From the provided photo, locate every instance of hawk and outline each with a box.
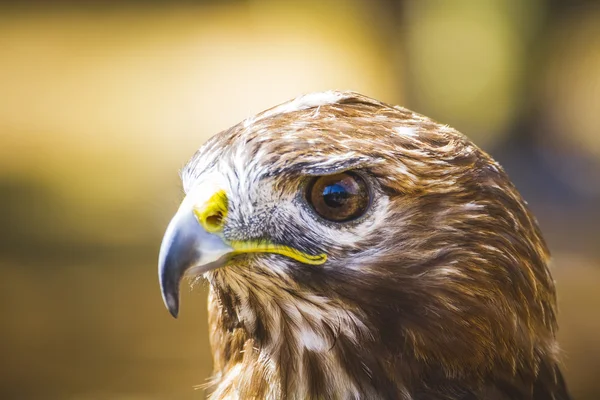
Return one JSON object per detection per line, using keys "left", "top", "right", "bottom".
{"left": 158, "top": 91, "right": 570, "bottom": 399}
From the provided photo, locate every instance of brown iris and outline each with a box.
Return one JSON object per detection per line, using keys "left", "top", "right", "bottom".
{"left": 306, "top": 172, "right": 370, "bottom": 222}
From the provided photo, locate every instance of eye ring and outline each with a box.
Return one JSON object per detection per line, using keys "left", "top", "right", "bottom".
{"left": 305, "top": 172, "right": 370, "bottom": 222}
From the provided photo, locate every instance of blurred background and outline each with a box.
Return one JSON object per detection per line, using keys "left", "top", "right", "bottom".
{"left": 1, "top": 0, "right": 599, "bottom": 398}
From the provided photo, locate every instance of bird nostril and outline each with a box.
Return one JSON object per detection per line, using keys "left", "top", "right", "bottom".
{"left": 205, "top": 212, "right": 223, "bottom": 230}
{"left": 193, "top": 190, "right": 228, "bottom": 233}
{"left": 193, "top": 208, "right": 225, "bottom": 233}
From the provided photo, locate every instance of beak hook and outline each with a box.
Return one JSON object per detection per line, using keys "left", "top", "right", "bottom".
{"left": 158, "top": 207, "right": 232, "bottom": 318}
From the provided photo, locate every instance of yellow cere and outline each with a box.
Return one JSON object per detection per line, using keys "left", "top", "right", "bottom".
{"left": 230, "top": 241, "right": 327, "bottom": 266}
{"left": 193, "top": 190, "right": 228, "bottom": 233}
{"left": 194, "top": 190, "right": 327, "bottom": 265}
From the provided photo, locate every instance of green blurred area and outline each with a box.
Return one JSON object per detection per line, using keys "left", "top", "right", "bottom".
{"left": 0, "top": 0, "right": 599, "bottom": 398}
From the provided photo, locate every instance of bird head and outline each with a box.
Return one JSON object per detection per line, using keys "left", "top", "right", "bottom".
{"left": 158, "top": 91, "right": 564, "bottom": 398}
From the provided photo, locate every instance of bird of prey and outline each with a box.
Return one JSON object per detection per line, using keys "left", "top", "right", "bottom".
{"left": 158, "top": 91, "right": 570, "bottom": 399}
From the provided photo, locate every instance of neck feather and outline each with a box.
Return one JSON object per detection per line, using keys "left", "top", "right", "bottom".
{"left": 203, "top": 267, "right": 564, "bottom": 400}
{"left": 204, "top": 272, "right": 404, "bottom": 399}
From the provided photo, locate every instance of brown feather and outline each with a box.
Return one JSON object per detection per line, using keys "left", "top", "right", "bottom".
{"left": 181, "top": 91, "right": 570, "bottom": 399}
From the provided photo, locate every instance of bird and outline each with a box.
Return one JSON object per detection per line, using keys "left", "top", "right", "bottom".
{"left": 158, "top": 91, "right": 571, "bottom": 399}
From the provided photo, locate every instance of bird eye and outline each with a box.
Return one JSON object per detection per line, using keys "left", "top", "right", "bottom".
{"left": 306, "top": 172, "right": 370, "bottom": 222}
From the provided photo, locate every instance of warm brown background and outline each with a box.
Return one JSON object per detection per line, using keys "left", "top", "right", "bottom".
{"left": 1, "top": 1, "right": 599, "bottom": 399}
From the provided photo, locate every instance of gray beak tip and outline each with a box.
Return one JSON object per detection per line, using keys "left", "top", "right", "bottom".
{"left": 158, "top": 204, "right": 233, "bottom": 319}
{"left": 164, "top": 292, "right": 180, "bottom": 318}
{"left": 159, "top": 264, "right": 181, "bottom": 318}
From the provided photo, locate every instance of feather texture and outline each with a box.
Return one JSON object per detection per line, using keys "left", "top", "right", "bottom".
{"left": 180, "top": 91, "right": 570, "bottom": 399}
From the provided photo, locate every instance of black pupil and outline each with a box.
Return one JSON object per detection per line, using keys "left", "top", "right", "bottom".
{"left": 322, "top": 183, "right": 351, "bottom": 208}
{"left": 307, "top": 173, "right": 368, "bottom": 222}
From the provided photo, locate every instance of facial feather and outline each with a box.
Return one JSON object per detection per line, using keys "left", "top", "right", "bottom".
{"left": 178, "top": 91, "right": 568, "bottom": 399}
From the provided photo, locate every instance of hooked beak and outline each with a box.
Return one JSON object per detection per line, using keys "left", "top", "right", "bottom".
{"left": 158, "top": 191, "right": 232, "bottom": 318}
{"left": 158, "top": 188, "right": 327, "bottom": 319}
